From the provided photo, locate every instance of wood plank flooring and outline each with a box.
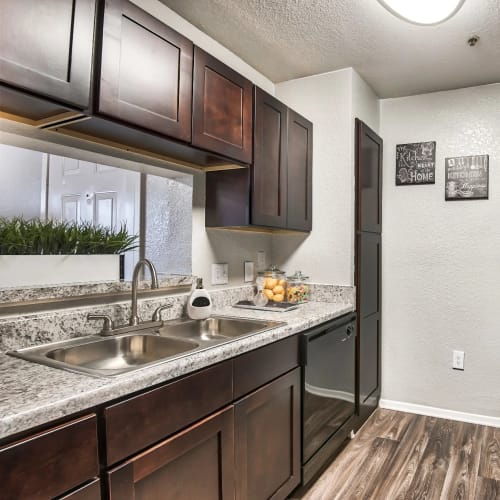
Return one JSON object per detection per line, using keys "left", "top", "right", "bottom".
{"left": 292, "top": 409, "right": 500, "bottom": 500}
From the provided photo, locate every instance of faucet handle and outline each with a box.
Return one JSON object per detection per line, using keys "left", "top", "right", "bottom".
{"left": 152, "top": 305, "right": 172, "bottom": 322}
{"left": 87, "top": 314, "right": 114, "bottom": 335}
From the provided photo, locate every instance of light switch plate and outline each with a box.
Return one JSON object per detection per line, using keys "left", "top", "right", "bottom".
{"left": 244, "top": 261, "right": 255, "bottom": 282}
{"left": 257, "top": 251, "right": 266, "bottom": 271}
{"left": 211, "top": 263, "right": 228, "bottom": 285}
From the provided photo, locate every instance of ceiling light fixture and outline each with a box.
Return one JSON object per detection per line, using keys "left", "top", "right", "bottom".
{"left": 377, "top": 0, "right": 466, "bottom": 25}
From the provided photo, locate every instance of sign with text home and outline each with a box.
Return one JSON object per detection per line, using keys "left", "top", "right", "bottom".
{"left": 445, "top": 155, "right": 489, "bottom": 200}
{"left": 395, "top": 141, "right": 436, "bottom": 185}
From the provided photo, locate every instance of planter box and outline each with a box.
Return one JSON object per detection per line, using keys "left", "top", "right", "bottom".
{"left": 0, "top": 255, "right": 120, "bottom": 288}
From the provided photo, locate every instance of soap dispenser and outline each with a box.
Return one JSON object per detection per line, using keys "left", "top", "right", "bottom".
{"left": 187, "top": 278, "right": 213, "bottom": 320}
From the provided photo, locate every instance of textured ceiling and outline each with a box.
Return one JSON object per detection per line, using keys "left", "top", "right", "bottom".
{"left": 160, "top": 0, "right": 500, "bottom": 98}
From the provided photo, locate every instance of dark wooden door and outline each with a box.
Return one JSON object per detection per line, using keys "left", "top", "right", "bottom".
{"left": 287, "top": 110, "right": 313, "bottom": 231}
{"left": 108, "top": 406, "right": 234, "bottom": 500}
{"left": 234, "top": 368, "right": 301, "bottom": 500}
{"left": 252, "top": 87, "right": 288, "bottom": 228}
{"left": 98, "top": 0, "right": 193, "bottom": 142}
{"left": 192, "top": 47, "right": 253, "bottom": 164}
{"left": 355, "top": 118, "right": 383, "bottom": 426}
{"left": 0, "top": 0, "right": 95, "bottom": 108}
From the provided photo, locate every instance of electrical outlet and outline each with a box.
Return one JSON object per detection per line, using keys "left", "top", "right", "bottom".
{"left": 452, "top": 350, "right": 465, "bottom": 370}
{"left": 211, "top": 263, "right": 228, "bottom": 285}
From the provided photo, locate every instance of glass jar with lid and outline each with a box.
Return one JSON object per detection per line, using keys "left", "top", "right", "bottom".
{"left": 286, "top": 271, "right": 310, "bottom": 303}
{"left": 258, "top": 265, "right": 287, "bottom": 303}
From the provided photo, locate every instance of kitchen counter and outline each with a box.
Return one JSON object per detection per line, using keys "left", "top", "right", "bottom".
{"left": 0, "top": 301, "right": 354, "bottom": 441}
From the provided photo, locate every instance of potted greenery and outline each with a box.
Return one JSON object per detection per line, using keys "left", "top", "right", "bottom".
{"left": 0, "top": 217, "right": 138, "bottom": 287}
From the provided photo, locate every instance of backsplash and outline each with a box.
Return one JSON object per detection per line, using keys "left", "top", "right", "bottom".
{"left": 0, "top": 284, "right": 354, "bottom": 352}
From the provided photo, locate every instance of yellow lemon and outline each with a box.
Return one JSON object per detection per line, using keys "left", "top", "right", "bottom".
{"left": 265, "top": 278, "right": 278, "bottom": 289}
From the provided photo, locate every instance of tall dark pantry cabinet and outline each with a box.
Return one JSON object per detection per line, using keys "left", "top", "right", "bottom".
{"left": 354, "top": 119, "right": 383, "bottom": 428}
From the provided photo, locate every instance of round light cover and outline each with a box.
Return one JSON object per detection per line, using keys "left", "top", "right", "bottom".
{"left": 377, "top": 0, "right": 466, "bottom": 25}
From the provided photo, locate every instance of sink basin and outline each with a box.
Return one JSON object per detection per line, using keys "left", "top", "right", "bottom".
{"left": 158, "top": 317, "right": 283, "bottom": 342}
{"left": 10, "top": 333, "right": 199, "bottom": 377}
{"left": 9, "top": 316, "right": 285, "bottom": 378}
{"left": 45, "top": 335, "right": 198, "bottom": 376}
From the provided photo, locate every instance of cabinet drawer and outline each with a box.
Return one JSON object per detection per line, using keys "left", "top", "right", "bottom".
{"left": 233, "top": 335, "right": 299, "bottom": 399}
{"left": 105, "top": 360, "right": 233, "bottom": 465}
{"left": 0, "top": 414, "right": 99, "bottom": 500}
{"left": 108, "top": 406, "right": 234, "bottom": 500}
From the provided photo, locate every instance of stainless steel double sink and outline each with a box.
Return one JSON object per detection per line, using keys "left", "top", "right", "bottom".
{"left": 8, "top": 316, "right": 284, "bottom": 377}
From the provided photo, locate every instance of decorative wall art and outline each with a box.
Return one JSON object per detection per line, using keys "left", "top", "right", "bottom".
{"left": 395, "top": 141, "right": 436, "bottom": 185}
{"left": 445, "top": 155, "right": 489, "bottom": 200}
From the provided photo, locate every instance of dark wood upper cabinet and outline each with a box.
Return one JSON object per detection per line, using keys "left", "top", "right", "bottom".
{"left": 192, "top": 47, "right": 253, "bottom": 164}
{"left": 356, "top": 119, "right": 383, "bottom": 233}
{"left": 252, "top": 87, "right": 288, "bottom": 228}
{"left": 206, "top": 89, "right": 313, "bottom": 232}
{"left": 108, "top": 406, "right": 234, "bottom": 500}
{"left": 287, "top": 110, "right": 313, "bottom": 231}
{"left": 0, "top": 0, "right": 96, "bottom": 110}
{"left": 98, "top": 0, "right": 193, "bottom": 142}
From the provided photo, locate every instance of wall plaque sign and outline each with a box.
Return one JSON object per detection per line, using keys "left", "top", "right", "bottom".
{"left": 396, "top": 141, "right": 436, "bottom": 185}
{"left": 445, "top": 155, "right": 489, "bottom": 200}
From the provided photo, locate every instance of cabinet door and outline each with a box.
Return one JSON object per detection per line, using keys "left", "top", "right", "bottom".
{"left": 252, "top": 87, "right": 288, "bottom": 228}
{"left": 108, "top": 406, "right": 234, "bottom": 500}
{"left": 0, "top": 0, "right": 95, "bottom": 108}
{"left": 235, "top": 368, "right": 301, "bottom": 500}
{"left": 193, "top": 47, "right": 253, "bottom": 164}
{"left": 355, "top": 118, "right": 383, "bottom": 427}
{"left": 287, "top": 110, "right": 313, "bottom": 231}
{"left": 99, "top": 0, "right": 193, "bottom": 142}
{"left": 0, "top": 414, "right": 99, "bottom": 500}
{"left": 357, "top": 231, "right": 382, "bottom": 421}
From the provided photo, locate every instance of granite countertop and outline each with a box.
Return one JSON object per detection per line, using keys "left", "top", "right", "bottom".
{"left": 0, "top": 301, "right": 354, "bottom": 440}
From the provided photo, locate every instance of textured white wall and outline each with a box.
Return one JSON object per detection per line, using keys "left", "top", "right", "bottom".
{"left": 272, "top": 69, "right": 379, "bottom": 284}
{"left": 191, "top": 173, "right": 272, "bottom": 287}
{"left": 352, "top": 70, "right": 380, "bottom": 135}
{"left": 380, "top": 83, "right": 500, "bottom": 417}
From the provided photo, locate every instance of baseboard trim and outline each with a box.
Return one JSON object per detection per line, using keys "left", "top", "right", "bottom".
{"left": 379, "top": 399, "right": 500, "bottom": 428}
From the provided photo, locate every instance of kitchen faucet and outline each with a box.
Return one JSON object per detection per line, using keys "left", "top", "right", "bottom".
{"left": 87, "top": 258, "right": 172, "bottom": 335}
{"left": 130, "top": 258, "right": 159, "bottom": 326}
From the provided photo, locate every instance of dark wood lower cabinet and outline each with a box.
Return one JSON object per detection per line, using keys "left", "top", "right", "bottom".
{"left": 235, "top": 368, "right": 301, "bottom": 500}
{"left": 108, "top": 406, "right": 235, "bottom": 500}
{"left": 59, "top": 479, "right": 101, "bottom": 500}
{"left": 0, "top": 414, "right": 99, "bottom": 500}
{"left": 2, "top": 337, "right": 305, "bottom": 499}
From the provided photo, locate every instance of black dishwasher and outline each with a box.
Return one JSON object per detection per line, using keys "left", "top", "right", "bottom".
{"left": 301, "top": 312, "right": 357, "bottom": 485}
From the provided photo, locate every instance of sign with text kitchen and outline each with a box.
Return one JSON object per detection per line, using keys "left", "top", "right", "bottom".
{"left": 395, "top": 141, "right": 436, "bottom": 185}
{"left": 445, "top": 154, "right": 489, "bottom": 200}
